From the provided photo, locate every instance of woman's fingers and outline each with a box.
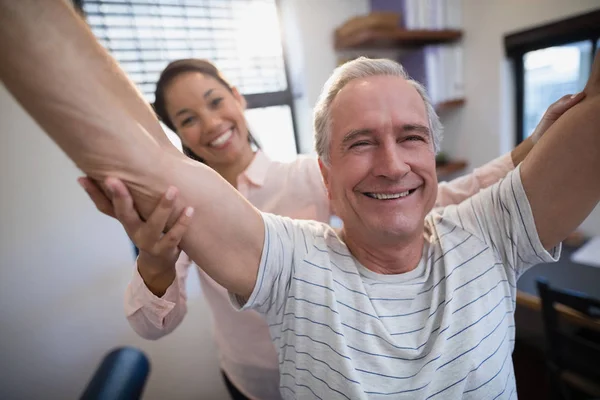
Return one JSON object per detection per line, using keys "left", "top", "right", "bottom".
{"left": 83, "top": 177, "right": 190, "bottom": 258}
{"left": 530, "top": 92, "right": 586, "bottom": 143}
{"left": 545, "top": 92, "right": 586, "bottom": 120}
{"left": 155, "top": 206, "right": 194, "bottom": 254}
{"left": 104, "top": 177, "right": 143, "bottom": 236}
{"left": 139, "top": 186, "right": 180, "bottom": 246}
{"left": 78, "top": 177, "right": 116, "bottom": 218}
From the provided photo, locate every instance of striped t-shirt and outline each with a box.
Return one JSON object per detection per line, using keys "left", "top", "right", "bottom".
{"left": 232, "top": 166, "right": 559, "bottom": 399}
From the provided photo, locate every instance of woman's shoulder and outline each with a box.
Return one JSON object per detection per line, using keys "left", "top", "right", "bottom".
{"left": 265, "top": 154, "right": 320, "bottom": 181}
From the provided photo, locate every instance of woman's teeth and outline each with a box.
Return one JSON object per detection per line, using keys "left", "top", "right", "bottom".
{"left": 210, "top": 129, "right": 233, "bottom": 147}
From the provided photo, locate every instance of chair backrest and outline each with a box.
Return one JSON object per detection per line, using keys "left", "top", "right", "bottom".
{"left": 536, "top": 278, "right": 600, "bottom": 383}
{"left": 80, "top": 347, "right": 151, "bottom": 400}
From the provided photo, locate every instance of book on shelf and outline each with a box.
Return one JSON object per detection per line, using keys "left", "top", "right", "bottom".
{"left": 370, "top": 0, "right": 463, "bottom": 30}
{"left": 398, "top": 44, "right": 464, "bottom": 105}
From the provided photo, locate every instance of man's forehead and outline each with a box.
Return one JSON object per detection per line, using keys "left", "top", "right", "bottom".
{"left": 330, "top": 75, "right": 428, "bottom": 133}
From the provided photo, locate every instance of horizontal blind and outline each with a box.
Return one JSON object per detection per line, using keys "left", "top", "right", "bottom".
{"left": 81, "top": 0, "right": 288, "bottom": 102}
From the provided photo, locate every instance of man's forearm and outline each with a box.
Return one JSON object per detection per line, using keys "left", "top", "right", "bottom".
{"left": 0, "top": 0, "right": 262, "bottom": 297}
{"left": 0, "top": 0, "right": 173, "bottom": 182}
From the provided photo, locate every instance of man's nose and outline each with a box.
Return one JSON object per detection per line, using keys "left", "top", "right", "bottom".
{"left": 372, "top": 141, "right": 411, "bottom": 180}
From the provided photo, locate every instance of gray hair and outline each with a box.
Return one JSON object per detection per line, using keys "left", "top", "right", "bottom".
{"left": 313, "top": 57, "right": 443, "bottom": 164}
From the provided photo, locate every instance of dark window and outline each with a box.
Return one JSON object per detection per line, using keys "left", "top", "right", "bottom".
{"left": 504, "top": 9, "right": 600, "bottom": 144}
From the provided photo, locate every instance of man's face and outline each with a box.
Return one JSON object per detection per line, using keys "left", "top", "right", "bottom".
{"left": 320, "top": 75, "right": 438, "bottom": 244}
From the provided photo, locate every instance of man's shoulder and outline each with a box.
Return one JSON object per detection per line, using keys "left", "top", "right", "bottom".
{"left": 261, "top": 212, "right": 332, "bottom": 242}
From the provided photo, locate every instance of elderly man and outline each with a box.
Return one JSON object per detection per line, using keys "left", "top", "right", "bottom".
{"left": 1, "top": 1, "right": 599, "bottom": 399}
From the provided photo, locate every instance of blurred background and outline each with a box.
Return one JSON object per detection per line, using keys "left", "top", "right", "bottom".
{"left": 1, "top": 0, "right": 599, "bottom": 399}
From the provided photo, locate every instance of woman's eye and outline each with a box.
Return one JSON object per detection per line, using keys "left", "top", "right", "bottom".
{"left": 211, "top": 98, "right": 223, "bottom": 107}
{"left": 181, "top": 117, "right": 195, "bottom": 127}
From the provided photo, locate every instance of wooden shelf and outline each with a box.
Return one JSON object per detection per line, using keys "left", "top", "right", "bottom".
{"left": 335, "top": 28, "right": 462, "bottom": 50}
{"left": 435, "top": 98, "right": 465, "bottom": 112}
{"left": 436, "top": 160, "right": 467, "bottom": 179}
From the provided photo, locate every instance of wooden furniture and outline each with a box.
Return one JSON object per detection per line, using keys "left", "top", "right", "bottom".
{"left": 517, "top": 244, "right": 600, "bottom": 331}
{"left": 436, "top": 159, "right": 467, "bottom": 179}
{"left": 536, "top": 279, "right": 600, "bottom": 399}
{"left": 335, "top": 28, "right": 462, "bottom": 50}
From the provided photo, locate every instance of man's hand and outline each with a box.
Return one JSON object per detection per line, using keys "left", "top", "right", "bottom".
{"left": 584, "top": 51, "right": 600, "bottom": 97}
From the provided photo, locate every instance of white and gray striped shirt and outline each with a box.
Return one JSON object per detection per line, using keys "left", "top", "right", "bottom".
{"left": 232, "top": 166, "right": 559, "bottom": 399}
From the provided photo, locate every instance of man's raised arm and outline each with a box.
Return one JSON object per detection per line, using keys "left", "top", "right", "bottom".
{"left": 521, "top": 52, "right": 600, "bottom": 250}
{"left": 0, "top": 0, "right": 263, "bottom": 298}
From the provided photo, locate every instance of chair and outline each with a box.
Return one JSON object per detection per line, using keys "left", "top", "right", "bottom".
{"left": 536, "top": 278, "right": 600, "bottom": 400}
{"left": 80, "top": 347, "right": 151, "bottom": 400}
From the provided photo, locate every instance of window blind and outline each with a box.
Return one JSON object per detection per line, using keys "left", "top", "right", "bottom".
{"left": 79, "top": 0, "right": 289, "bottom": 103}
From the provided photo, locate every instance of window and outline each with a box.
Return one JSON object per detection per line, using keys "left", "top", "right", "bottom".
{"left": 523, "top": 41, "right": 592, "bottom": 138}
{"left": 75, "top": 0, "right": 299, "bottom": 160}
{"left": 505, "top": 10, "right": 600, "bottom": 143}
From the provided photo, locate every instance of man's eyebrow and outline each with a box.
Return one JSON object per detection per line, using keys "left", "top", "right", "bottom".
{"left": 341, "top": 129, "right": 372, "bottom": 147}
{"left": 401, "top": 123, "right": 430, "bottom": 135}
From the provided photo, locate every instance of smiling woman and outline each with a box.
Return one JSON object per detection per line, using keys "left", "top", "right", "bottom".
{"left": 153, "top": 59, "right": 261, "bottom": 186}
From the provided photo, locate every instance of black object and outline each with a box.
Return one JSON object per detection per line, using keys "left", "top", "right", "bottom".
{"left": 536, "top": 278, "right": 600, "bottom": 400}
{"left": 80, "top": 347, "right": 151, "bottom": 400}
{"left": 221, "top": 371, "right": 250, "bottom": 400}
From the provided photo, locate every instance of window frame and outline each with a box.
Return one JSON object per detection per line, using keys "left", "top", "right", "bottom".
{"left": 504, "top": 9, "right": 600, "bottom": 144}
{"left": 74, "top": 0, "right": 301, "bottom": 153}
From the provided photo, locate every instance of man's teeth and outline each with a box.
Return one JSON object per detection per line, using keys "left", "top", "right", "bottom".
{"left": 367, "top": 191, "right": 411, "bottom": 200}
{"left": 210, "top": 129, "right": 233, "bottom": 147}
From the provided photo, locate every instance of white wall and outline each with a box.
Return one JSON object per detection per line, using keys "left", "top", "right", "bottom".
{"left": 440, "top": 0, "right": 600, "bottom": 235}
{"left": 0, "top": 83, "right": 229, "bottom": 399}
{"left": 280, "top": 0, "right": 370, "bottom": 154}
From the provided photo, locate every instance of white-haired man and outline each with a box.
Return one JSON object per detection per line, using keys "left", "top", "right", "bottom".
{"left": 1, "top": 1, "right": 599, "bottom": 399}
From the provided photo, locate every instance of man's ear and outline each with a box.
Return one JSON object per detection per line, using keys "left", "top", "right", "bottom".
{"left": 318, "top": 158, "right": 332, "bottom": 201}
{"left": 232, "top": 87, "right": 247, "bottom": 109}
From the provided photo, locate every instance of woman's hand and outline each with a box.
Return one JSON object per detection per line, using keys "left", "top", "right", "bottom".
{"left": 78, "top": 177, "right": 194, "bottom": 296}
{"left": 530, "top": 92, "right": 586, "bottom": 144}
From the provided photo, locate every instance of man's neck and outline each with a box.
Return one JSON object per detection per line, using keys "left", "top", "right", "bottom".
{"left": 342, "top": 230, "right": 425, "bottom": 275}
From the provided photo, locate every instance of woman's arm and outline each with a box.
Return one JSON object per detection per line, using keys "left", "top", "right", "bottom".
{"left": 125, "top": 253, "right": 193, "bottom": 340}
{"left": 0, "top": 0, "right": 262, "bottom": 299}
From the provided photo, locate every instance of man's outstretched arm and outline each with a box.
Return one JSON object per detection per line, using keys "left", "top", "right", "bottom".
{"left": 521, "top": 52, "right": 600, "bottom": 250}
{"left": 0, "top": 0, "right": 263, "bottom": 298}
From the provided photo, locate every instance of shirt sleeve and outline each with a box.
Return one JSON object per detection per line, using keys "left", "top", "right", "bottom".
{"left": 124, "top": 252, "right": 192, "bottom": 340}
{"left": 442, "top": 165, "right": 560, "bottom": 278}
{"left": 229, "top": 212, "right": 314, "bottom": 322}
{"left": 435, "top": 153, "right": 513, "bottom": 208}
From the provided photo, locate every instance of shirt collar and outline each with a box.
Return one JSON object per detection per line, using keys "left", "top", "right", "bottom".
{"left": 241, "top": 150, "right": 271, "bottom": 187}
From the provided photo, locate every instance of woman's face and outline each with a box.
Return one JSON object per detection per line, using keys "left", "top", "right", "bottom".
{"left": 164, "top": 72, "right": 251, "bottom": 166}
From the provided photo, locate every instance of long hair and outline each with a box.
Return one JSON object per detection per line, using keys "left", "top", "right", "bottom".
{"left": 153, "top": 58, "right": 260, "bottom": 162}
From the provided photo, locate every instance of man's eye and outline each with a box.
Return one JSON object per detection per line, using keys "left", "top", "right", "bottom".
{"left": 350, "top": 141, "right": 370, "bottom": 148}
{"left": 406, "top": 136, "right": 425, "bottom": 142}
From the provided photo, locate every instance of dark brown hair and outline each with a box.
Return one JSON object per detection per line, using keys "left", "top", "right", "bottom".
{"left": 153, "top": 58, "right": 259, "bottom": 162}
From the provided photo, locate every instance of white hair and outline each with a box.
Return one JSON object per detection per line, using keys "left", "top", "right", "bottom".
{"left": 313, "top": 57, "right": 443, "bottom": 164}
